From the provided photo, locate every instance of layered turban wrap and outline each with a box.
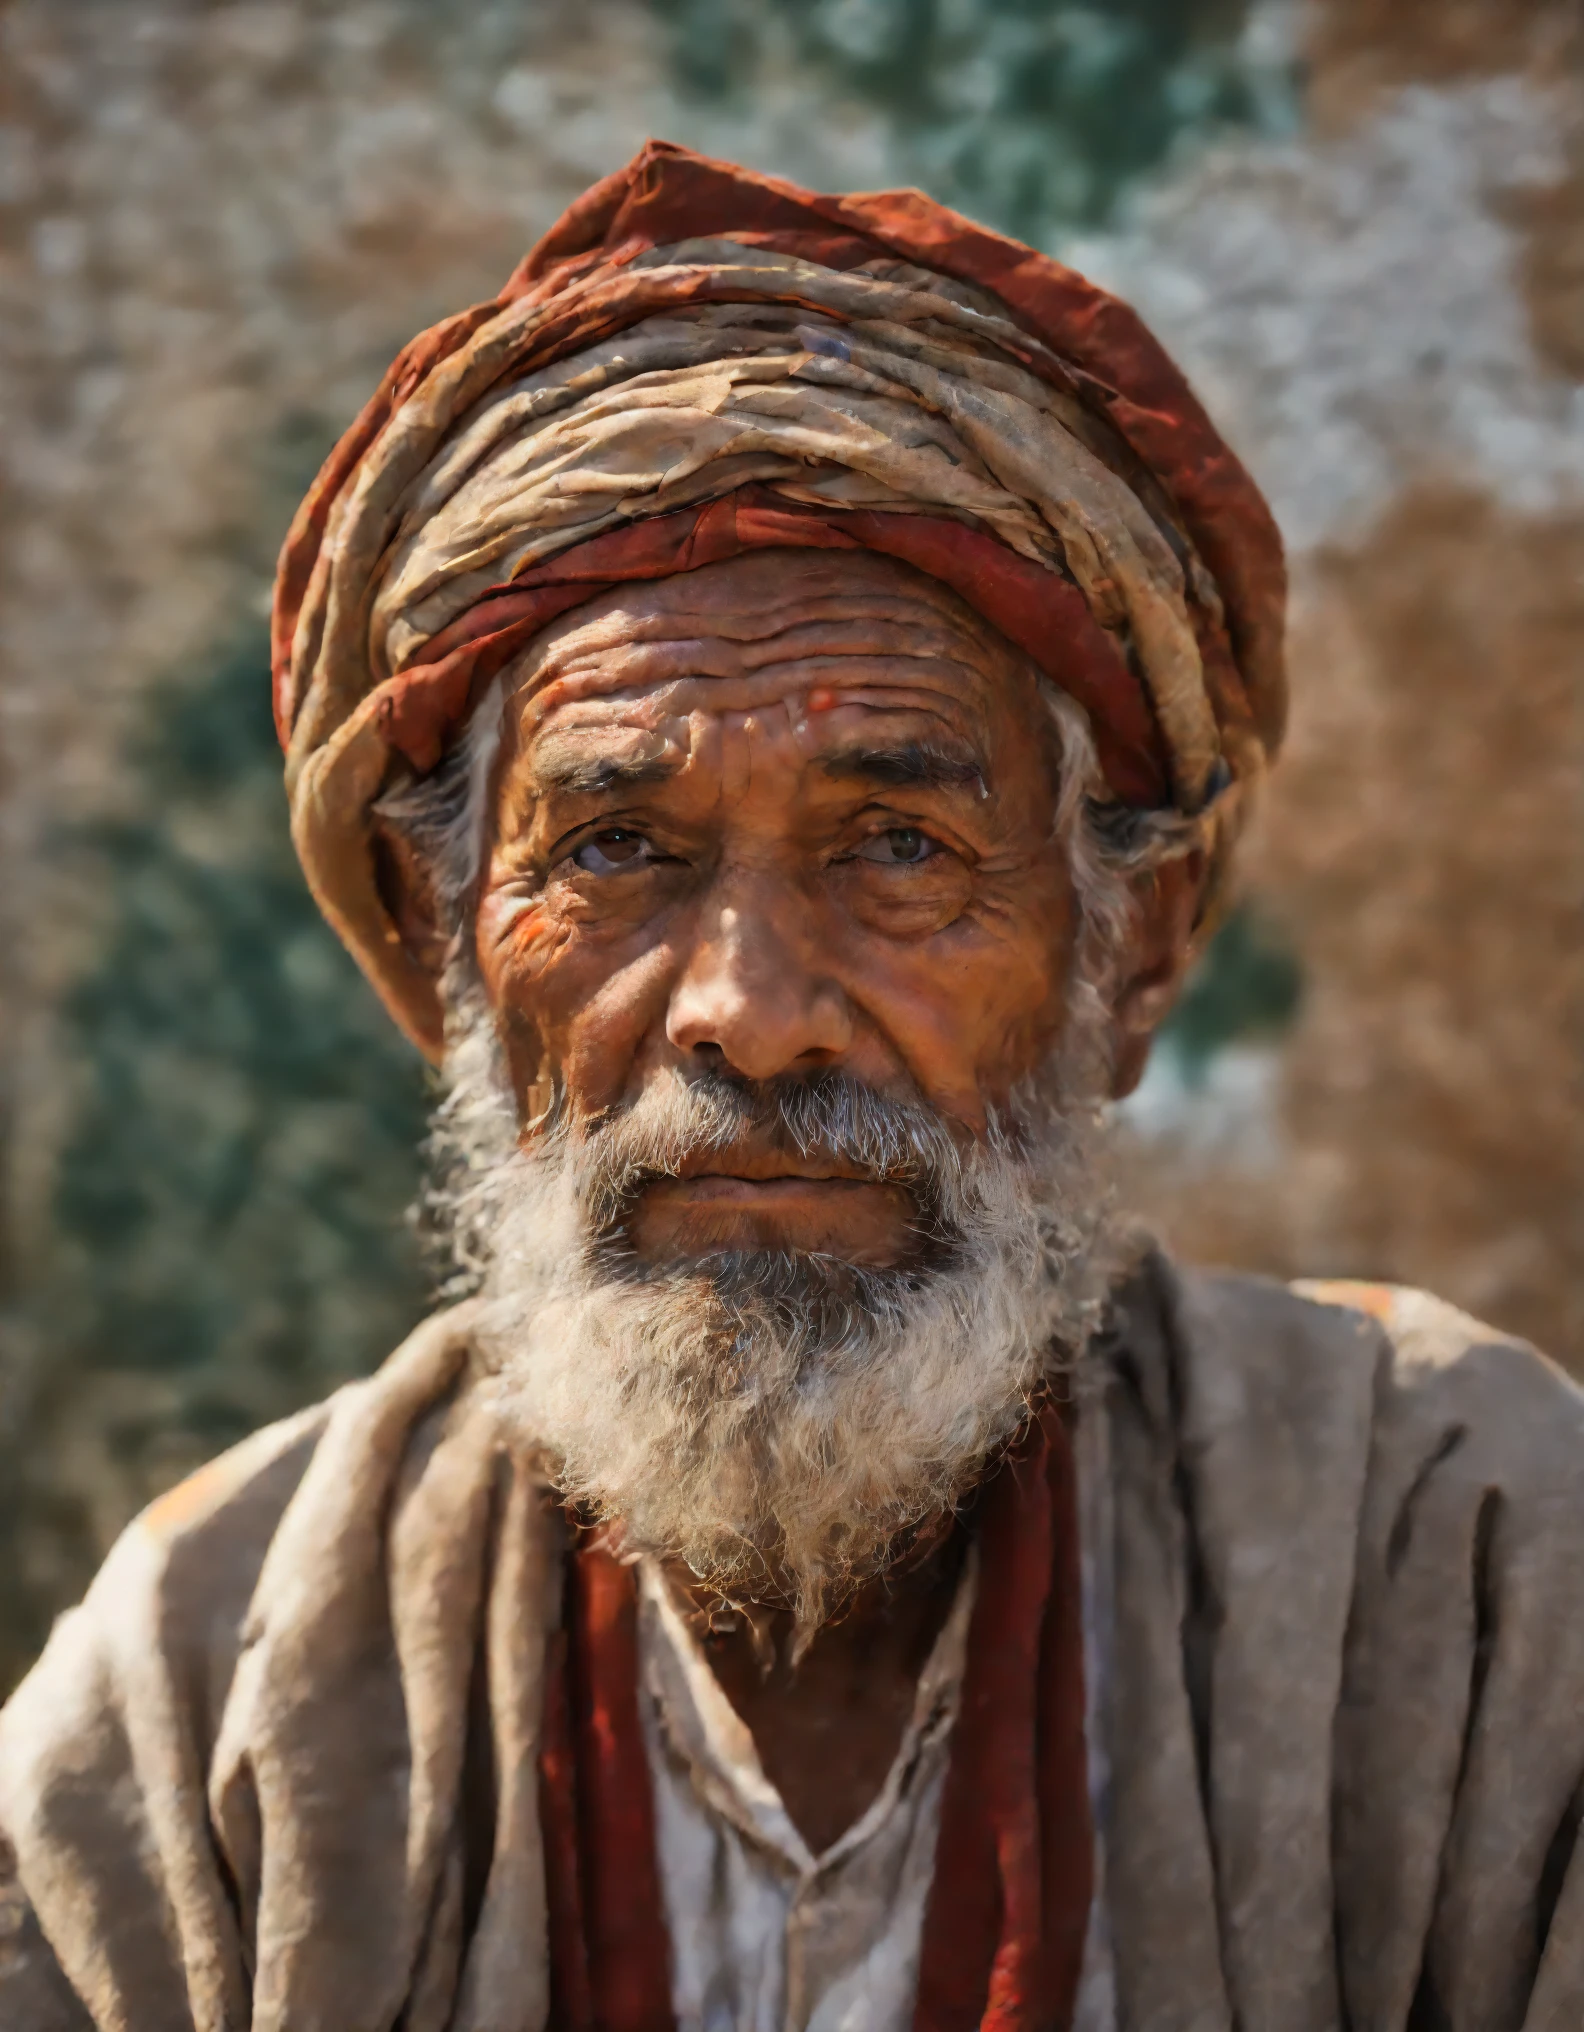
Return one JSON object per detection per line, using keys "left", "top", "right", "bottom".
{"left": 273, "top": 141, "right": 1286, "bottom": 1057}
{"left": 257, "top": 147, "right": 1298, "bottom": 2032}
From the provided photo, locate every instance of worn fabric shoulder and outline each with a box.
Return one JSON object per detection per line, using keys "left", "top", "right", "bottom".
{"left": 0, "top": 1303, "right": 486, "bottom": 2032}
{"left": 1100, "top": 1259, "right": 1584, "bottom": 2032}
{"left": 1095, "top": 1257, "right": 1382, "bottom": 2031}
{"left": 1297, "top": 1280, "right": 1584, "bottom": 2031}
{"left": 0, "top": 1831, "right": 93, "bottom": 2030}
{"left": 1178, "top": 1264, "right": 1384, "bottom": 2032}
{"left": 0, "top": 1395, "right": 337, "bottom": 2029}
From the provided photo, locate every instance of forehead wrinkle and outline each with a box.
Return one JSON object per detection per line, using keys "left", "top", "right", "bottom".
{"left": 601, "top": 585, "right": 994, "bottom": 646}
{"left": 514, "top": 594, "right": 995, "bottom": 685}
{"left": 541, "top": 634, "right": 997, "bottom": 698}
{"left": 711, "top": 614, "right": 997, "bottom": 672}
{"left": 726, "top": 600, "right": 993, "bottom": 672}
{"left": 506, "top": 573, "right": 1002, "bottom": 686}
{"left": 517, "top": 671, "right": 987, "bottom": 792}
{"left": 525, "top": 663, "right": 991, "bottom": 746}
{"left": 532, "top": 632, "right": 1002, "bottom": 707}
{"left": 501, "top": 554, "right": 1038, "bottom": 775}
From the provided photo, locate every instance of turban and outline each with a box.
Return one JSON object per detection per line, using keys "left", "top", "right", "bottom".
{"left": 273, "top": 141, "right": 1286, "bottom": 1057}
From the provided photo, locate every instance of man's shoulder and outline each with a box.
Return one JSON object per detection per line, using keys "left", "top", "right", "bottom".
{"left": 1289, "top": 1274, "right": 1584, "bottom": 1500}
{"left": 0, "top": 1303, "right": 482, "bottom": 1769}
{"left": 0, "top": 1302, "right": 496, "bottom": 2026}
{"left": 136, "top": 1394, "right": 335, "bottom": 1571}
{"left": 1165, "top": 1260, "right": 1584, "bottom": 1506}
{"left": 0, "top": 1391, "right": 343, "bottom": 2017}
{"left": 127, "top": 1299, "right": 485, "bottom": 1556}
{"left": 0, "top": 1399, "right": 333, "bottom": 1788}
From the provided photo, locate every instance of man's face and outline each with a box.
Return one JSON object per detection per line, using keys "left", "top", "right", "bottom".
{"left": 433, "top": 545, "right": 1178, "bottom": 1616}
{"left": 473, "top": 548, "right": 1078, "bottom": 1272}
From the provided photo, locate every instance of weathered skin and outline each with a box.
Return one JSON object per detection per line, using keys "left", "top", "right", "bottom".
{"left": 463, "top": 548, "right": 1199, "bottom": 1271}
{"left": 381, "top": 548, "right": 1203, "bottom": 1849}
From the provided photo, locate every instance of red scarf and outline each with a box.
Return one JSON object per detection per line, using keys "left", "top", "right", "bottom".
{"left": 537, "top": 1405, "right": 1091, "bottom": 2031}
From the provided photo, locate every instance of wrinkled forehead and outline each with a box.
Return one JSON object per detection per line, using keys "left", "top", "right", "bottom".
{"left": 499, "top": 548, "right": 1046, "bottom": 764}
{"left": 515, "top": 549, "right": 1018, "bottom": 674}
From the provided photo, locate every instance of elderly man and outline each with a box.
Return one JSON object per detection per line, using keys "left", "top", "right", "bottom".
{"left": 4, "top": 143, "right": 1583, "bottom": 2032}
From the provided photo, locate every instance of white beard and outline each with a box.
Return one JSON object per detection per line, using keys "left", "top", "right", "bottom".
{"left": 430, "top": 992, "right": 1116, "bottom": 1638}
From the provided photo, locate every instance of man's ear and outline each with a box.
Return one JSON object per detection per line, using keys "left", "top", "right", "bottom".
{"left": 1107, "top": 848, "right": 1207, "bottom": 1100}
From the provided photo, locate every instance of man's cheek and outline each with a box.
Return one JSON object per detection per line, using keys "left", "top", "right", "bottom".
{"left": 476, "top": 889, "right": 576, "bottom": 991}
{"left": 559, "top": 951, "right": 683, "bottom": 1115}
{"left": 848, "top": 920, "right": 1065, "bottom": 1111}
{"left": 480, "top": 891, "right": 680, "bottom": 1113}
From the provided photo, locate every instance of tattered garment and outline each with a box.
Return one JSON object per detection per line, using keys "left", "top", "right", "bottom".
{"left": 5, "top": 1258, "right": 1584, "bottom": 2031}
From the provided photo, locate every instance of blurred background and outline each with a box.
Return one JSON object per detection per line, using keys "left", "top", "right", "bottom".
{"left": 1, "top": 0, "right": 1579, "bottom": 1691}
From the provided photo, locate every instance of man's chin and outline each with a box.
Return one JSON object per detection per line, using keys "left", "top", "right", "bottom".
{"left": 625, "top": 1174, "right": 922, "bottom": 1270}
{"left": 480, "top": 1239, "right": 1051, "bottom": 1635}
{"left": 451, "top": 1045, "right": 1113, "bottom": 1630}
{"left": 592, "top": 1237, "right": 945, "bottom": 1341}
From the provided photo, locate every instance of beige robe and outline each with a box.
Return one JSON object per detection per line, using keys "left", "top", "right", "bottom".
{"left": 4, "top": 1252, "right": 1584, "bottom": 2031}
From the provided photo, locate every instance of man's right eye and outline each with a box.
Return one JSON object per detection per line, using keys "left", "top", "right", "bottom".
{"left": 570, "top": 829, "right": 652, "bottom": 874}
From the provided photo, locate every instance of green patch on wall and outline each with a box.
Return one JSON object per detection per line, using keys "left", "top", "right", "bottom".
{"left": 54, "top": 624, "right": 432, "bottom": 1415}
{"left": 655, "top": 0, "right": 1294, "bottom": 238}
{"left": 1161, "top": 902, "right": 1304, "bottom": 1084}
{"left": 0, "top": 624, "right": 436, "bottom": 1684}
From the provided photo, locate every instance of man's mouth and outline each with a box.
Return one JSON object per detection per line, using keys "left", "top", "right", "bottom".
{"left": 671, "top": 1146, "right": 883, "bottom": 1189}
{"left": 649, "top": 1174, "right": 890, "bottom": 1208}
{"left": 628, "top": 1146, "right": 915, "bottom": 1266}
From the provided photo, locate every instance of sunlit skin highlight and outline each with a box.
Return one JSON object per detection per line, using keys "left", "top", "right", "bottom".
{"left": 379, "top": 548, "right": 1204, "bottom": 1848}
{"left": 472, "top": 549, "right": 1082, "bottom": 1271}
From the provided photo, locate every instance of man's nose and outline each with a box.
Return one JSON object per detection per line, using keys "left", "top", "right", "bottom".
{"left": 665, "top": 872, "right": 853, "bottom": 1080}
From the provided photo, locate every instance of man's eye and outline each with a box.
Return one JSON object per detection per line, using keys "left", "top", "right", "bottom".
{"left": 571, "top": 829, "right": 652, "bottom": 874}
{"left": 854, "top": 827, "right": 942, "bottom": 866}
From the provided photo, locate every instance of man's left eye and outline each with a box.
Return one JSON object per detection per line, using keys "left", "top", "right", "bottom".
{"left": 571, "top": 829, "right": 653, "bottom": 874}
{"left": 854, "top": 827, "right": 943, "bottom": 866}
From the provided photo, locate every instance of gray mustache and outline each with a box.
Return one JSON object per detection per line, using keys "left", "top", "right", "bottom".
{"left": 572, "top": 1070, "right": 968, "bottom": 1234}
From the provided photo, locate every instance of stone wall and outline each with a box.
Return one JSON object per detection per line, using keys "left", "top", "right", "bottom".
{"left": 0, "top": 0, "right": 906, "bottom": 1676}
{"left": 0, "top": 0, "right": 1578, "bottom": 1685}
{"left": 1101, "top": 0, "right": 1584, "bottom": 1363}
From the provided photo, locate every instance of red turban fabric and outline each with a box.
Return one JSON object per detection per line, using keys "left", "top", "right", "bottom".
{"left": 272, "top": 141, "right": 1285, "bottom": 1056}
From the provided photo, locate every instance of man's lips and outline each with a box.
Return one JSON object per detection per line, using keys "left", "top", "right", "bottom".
{"left": 669, "top": 1147, "right": 882, "bottom": 1186}
{"left": 640, "top": 1147, "right": 900, "bottom": 1210}
{"left": 647, "top": 1175, "right": 889, "bottom": 1205}
{"left": 628, "top": 1146, "right": 916, "bottom": 1266}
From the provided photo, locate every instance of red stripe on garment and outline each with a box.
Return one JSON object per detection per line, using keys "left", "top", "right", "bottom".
{"left": 914, "top": 1405, "right": 1092, "bottom": 2032}
{"left": 538, "top": 1627, "right": 596, "bottom": 2031}
{"left": 1037, "top": 1410, "right": 1094, "bottom": 2025}
{"left": 540, "top": 1543, "right": 677, "bottom": 2032}
{"left": 538, "top": 1411, "right": 1091, "bottom": 2032}
{"left": 371, "top": 490, "right": 1167, "bottom": 807}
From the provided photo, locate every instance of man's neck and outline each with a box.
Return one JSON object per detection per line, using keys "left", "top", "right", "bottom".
{"left": 661, "top": 1520, "right": 970, "bottom": 1856}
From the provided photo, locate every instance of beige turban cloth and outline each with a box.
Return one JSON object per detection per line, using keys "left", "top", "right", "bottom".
{"left": 272, "top": 142, "right": 1286, "bottom": 1054}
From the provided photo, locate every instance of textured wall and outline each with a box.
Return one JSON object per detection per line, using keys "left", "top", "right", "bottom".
{"left": 1101, "top": 2, "right": 1583, "bottom": 1363}
{"left": 0, "top": 0, "right": 917, "bottom": 1676}
{"left": 0, "top": 0, "right": 1578, "bottom": 1686}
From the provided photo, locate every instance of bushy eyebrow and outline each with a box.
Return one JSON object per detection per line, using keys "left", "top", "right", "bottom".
{"left": 531, "top": 751, "right": 681, "bottom": 795}
{"left": 531, "top": 738, "right": 987, "bottom": 796}
{"left": 819, "top": 740, "right": 985, "bottom": 793}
